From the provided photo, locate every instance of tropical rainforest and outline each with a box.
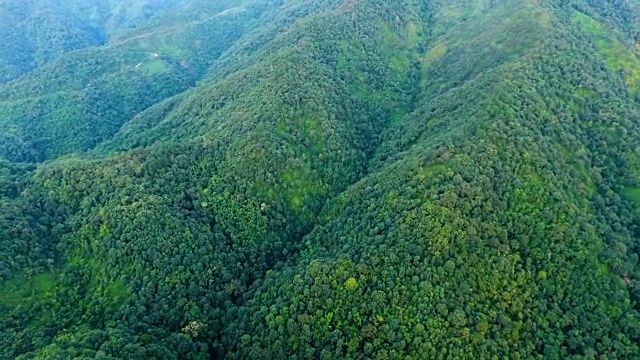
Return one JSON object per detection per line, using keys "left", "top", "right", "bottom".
{"left": 1, "top": 0, "right": 640, "bottom": 359}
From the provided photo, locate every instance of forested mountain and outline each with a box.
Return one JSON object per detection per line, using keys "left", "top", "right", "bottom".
{"left": 0, "top": 0, "right": 259, "bottom": 83}
{"left": 1, "top": 0, "right": 640, "bottom": 359}
{"left": 0, "top": 0, "right": 276, "bottom": 162}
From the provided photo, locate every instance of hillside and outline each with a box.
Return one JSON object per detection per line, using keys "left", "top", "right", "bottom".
{"left": 0, "top": 0, "right": 278, "bottom": 163}
{"left": 0, "top": 0, "right": 257, "bottom": 83}
{"left": 1, "top": 0, "right": 640, "bottom": 359}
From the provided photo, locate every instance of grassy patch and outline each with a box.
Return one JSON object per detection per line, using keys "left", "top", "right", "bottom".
{"left": 573, "top": 11, "right": 640, "bottom": 94}
{"left": 578, "top": 167, "right": 596, "bottom": 195}
{"left": 336, "top": 19, "right": 420, "bottom": 129}
{"left": 159, "top": 42, "right": 183, "bottom": 57}
{"left": 142, "top": 59, "right": 169, "bottom": 74}
{"left": 300, "top": 115, "right": 324, "bottom": 156}
{"left": 105, "top": 279, "right": 128, "bottom": 302}
{"left": 627, "top": 149, "right": 640, "bottom": 184}
{"left": 390, "top": 109, "right": 407, "bottom": 125}
{"left": 557, "top": 143, "right": 571, "bottom": 161}
{"left": 528, "top": 171, "right": 543, "bottom": 188}
{"left": 0, "top": 272, "right": 55, "bottom": 306}
{"left": 624, "top": 187, "right": 640, "bottom": 204}
{"left": 420, "top": 1, "right": 551, "bottom": 95}
{"left": 421, "top": 42, "right": 448, "bottom": 78}
{"left": 406, "top": 22, "right": 420, "bottom": 46}
{"left": 555, "top": 142, "right": 595, "bottom": 196}
{"left": 380, "top": 24, "right": 412, "bottom": 77}
{"left": 280, "top": 164, "right": 327, "bottom": 221}
{"left": 61, "top": 227, "right": 130, "bottom": 310}
{"left": 596, "top": 263, "right": 610, "bottom": 277}
{"left": 269, "top": 115, "right": 328, "bottom": 219}
{"left": 208, "top": 175, "right": 270, "bottom": 242}
{"left": 419, "top": 164, "right": 448, "bottom": 182}
{"left": 432, "top": 0, "right": 492, "bottom": 34}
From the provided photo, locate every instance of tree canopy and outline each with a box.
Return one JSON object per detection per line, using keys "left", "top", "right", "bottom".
{"left": 1, "top": 0, "right": 640, "bottom": 358}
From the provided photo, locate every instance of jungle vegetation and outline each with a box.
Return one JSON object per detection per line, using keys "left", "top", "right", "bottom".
{"left": 1, "top": 0, "right": 640, "bottom": 359}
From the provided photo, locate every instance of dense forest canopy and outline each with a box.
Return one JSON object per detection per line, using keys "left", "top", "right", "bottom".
{"left": 1, "top": 0, "right": 640, "bottom": 359}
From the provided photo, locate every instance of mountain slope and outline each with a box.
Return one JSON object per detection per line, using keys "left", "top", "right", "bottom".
{"left": 226, "top": 1, "right": 640, "bottom": 358}
{"left": 0, "top": 1, "right": 272, "bottom": 163}
{"left": 1, "top": 0, "right": 640, "bottom": 359}
{"left": 0, "top": 0, "right": 254, "bottom": 84}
